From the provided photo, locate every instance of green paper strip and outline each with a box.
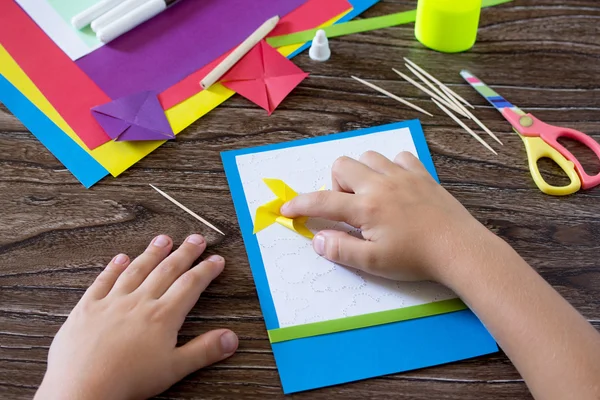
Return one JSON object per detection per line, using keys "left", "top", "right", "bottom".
{"left": 268, "top": 298, "right": 468, "bottom": 343}
{"left": 266, "top": 0, "right": 513, "bottom": 48}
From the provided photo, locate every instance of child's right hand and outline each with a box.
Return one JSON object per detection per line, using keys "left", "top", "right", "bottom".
{"left": 281, "top": 151, "right": 497, "bottom": 285}
{"left": 284, "top": 151, "right": 600, "bottom": 400}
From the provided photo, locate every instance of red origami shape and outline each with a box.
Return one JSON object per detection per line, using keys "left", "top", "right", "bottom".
{"left": 221, "top": 40, "right": 309, "bottom": 115}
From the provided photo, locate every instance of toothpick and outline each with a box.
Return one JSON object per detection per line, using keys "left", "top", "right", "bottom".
{"left": 351, "top": 76, "right": 433, "bottom": 117}
{"left": 439, "top": 86, "right": 503, "bottom": 146}
{"left": 438, "top": 84, "right": 473, "bottom": 120}
{"left": 404, "top": 58, "right": 475, "bottom": 109}
{"left": 392, "top": 68, "right": 468, "bottom": 118}
{"left": 404, "top": 63, "right": 468, "bottom": 118}
{"left": 149, "top": 184, "right": 225, "bottom": 236}
{"left": 432, "top": 98, "right": 497, "bottom": 155}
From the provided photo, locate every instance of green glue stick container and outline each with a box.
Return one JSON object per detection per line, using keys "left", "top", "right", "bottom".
{"left": 415, "top": 0, "right": 482, "bottom": 53}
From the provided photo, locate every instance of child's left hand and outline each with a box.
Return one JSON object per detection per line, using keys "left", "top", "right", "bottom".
{"left": 35, "top": 234, "right": 238, "bottom": 400}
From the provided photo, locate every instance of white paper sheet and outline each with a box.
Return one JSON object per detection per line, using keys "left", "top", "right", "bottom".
{"left": 235, "top": 127, "right": 457, "bottom": 328}
{"left": 17, "top": 0, "right": 103, "bottom": 60}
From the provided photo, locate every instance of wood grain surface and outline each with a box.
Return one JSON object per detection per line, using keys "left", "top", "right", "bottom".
{"left": 1, "top": 0, "right": 599, "bottom": 398}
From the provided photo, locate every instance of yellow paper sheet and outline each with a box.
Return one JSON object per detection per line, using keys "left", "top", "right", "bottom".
{"left": 0, "top": 11, "right": 350, "bottom": 177}
{"left": 254, "top": 178, "right": 314, "bottom": 239}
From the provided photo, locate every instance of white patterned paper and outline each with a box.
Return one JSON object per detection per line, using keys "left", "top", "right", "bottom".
{"left": 236, "top": 127, "right": 456, "bottom": 328}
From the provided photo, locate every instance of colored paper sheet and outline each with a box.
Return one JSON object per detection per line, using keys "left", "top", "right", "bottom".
{"left": 16, "top": 0, "right": 103, "bottom": 60}
{"left": 157, "top": 0, "right": 352, "bottom": 109}
{"left": 3, "top": 0, "right": 374, "bottom": 181}
{"left": 253, "top": 179, "right": 314, "bottom": 239}
{"left": 221, "top": 41, "right": 309, "bottom": 115}
{"left": 221, "top": 120, "right": 497, "bottom": 393}
{"left": 91, "top": 92, "right": 175, "bottom": 141}
{"left": 268, "top": 298, "right": 468, "bottom": 343}
{"left": 47, "top": 0, "right": 106, "bottom": 48}
{"left": 273, "top": 310, "right": 497, "bottom": 393}
{"left": 0, "top": 20, "right": 339, "bottom": 179}
{"left": 75, "top": 0, "right": 307, "bottom": 99}
{"left": 0, "top": 1, "right": 111, "bottom": 150}
{"left": 267, "top": 0, "right": 514, "bottom": 47}
{"left": 0, "top": 45, "right": 165, "bottom": 177}
{"left": 0, "top": 75, "right": 108, "bottom": 188}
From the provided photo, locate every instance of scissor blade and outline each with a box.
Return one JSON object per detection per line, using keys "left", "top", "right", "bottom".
{"left": 460, "top": 70, "right": 525, "bottom": 116}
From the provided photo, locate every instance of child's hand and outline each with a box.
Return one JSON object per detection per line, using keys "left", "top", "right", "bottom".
{"left": 281, "top": 151, "right": 495, "bottom": 284}
{"left": 35, "top": 234, "right": 238, "bottom": 400}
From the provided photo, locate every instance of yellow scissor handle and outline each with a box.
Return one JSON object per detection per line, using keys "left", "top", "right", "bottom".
{"left": 519, "top": 134, "right": 581, "bottom": 196}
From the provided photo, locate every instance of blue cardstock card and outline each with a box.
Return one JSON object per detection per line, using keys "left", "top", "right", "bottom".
{"left": 221, "top": 120, "right": 498, "bottom": 393}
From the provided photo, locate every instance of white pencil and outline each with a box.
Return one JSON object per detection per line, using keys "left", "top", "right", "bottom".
{"left": 71, "top": 0, "right": 123, "bottom": 30}
{"left": 432, "top": 99, "right": 497, "bottom": 155}
{"left": 149, "top": 184, "right": 225, "bottom": 236}
{"left": 96, "top": 0, "right": 171, "bottom": 43}
{"left": 404, "top": 58, "right": 475, "bottom": 109}
{"left": 200, "top": 16, "right": 280, "bottom": 89}
{"left": 351, "top": 76, "right": 433, "bottom": 117}
{"left": 392, "top": 68, "right": 468, "bottom": 118}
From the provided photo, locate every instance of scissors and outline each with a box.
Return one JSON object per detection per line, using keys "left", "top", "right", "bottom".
{"left": 461, "top": 70, "right": 600, "bottom": 196}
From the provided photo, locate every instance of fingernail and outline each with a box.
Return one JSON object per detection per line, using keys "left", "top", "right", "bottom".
{"left": 280, "top": 202, "right": 289, "bottom": 214}
{"left": 313, "top": 233, "right": 325, "bottom": 256}
{"left": 113, "top": 254, "right": 128, "bottom": 265}
{"left": 220, "top": 331, "right": 238, "bottom": 354}
{"left": 208, "top": 255, "right": 223, "bottom": 262}
{"left": 153, "top": 235, "right": 170, "bottom": 248}
{"left": 186, "top": 234, "right": 205, "bottom": 246}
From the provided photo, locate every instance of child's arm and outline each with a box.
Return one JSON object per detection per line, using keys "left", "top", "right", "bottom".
{"left": 35, "top": 234, "right": 238, "bottom": 400}
{"left": 281, "top": 151, "right": 600, "bottom": 400}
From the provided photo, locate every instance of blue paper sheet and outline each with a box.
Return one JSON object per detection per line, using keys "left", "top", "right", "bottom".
{"left": 0, "top": 75, "right": 108, "bottom": 188}
{"left": 221, "top": 120, "right": 498, "bottom": 393}
{"left": 273, "top": 310, "right": 497, "bottom": 393}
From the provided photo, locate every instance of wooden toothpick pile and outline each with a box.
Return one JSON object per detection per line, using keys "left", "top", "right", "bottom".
{"left": 352, "top": 58, "right": 502, "bottom": 155}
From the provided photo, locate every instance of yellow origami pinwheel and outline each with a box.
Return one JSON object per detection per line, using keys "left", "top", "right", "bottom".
{"left": 253, "top": 178, "right": 314, "bottom": 239}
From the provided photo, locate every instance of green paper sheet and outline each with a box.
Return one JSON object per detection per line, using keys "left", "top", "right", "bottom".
{"left": 48, "top": 0, "right": 103, "bottom": 48}
{"left": 267, "top": 298, "right": 468, "bottom": 343}
{"left": 266, "top": 0, "right": 513, "bottom": 47}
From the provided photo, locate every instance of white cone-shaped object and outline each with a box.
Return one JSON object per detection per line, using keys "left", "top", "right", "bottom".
{"left": 309, "top": 29, "right": 330, "bottom": 62}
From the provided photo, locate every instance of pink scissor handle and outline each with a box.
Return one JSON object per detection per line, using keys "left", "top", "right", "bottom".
{"left": 503, "top": 109, "right": 600, "bottom": 190}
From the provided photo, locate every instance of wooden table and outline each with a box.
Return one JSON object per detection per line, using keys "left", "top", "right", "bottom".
{"left": 1, "top": 1, "right": 599, "bottom": 398}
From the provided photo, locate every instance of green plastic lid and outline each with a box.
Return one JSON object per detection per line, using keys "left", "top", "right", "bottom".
{"left": 415, "top": 0, "right": 482, "bottom": 53}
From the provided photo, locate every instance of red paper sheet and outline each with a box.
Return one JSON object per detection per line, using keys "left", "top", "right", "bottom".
{"left": 0, "top": 1, "right": 111, "bottom": 150}
{"left": 158, "top": 0, "right": 351, "bottom": 109}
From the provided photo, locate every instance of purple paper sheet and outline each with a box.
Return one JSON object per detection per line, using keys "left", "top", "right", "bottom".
{"left": 76, "top": 0, "right": 307, "bottom": 99}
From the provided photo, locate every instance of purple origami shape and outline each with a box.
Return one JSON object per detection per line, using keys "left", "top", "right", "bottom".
{"left": 91, "top": 91, "right": 175, "bottom": 141}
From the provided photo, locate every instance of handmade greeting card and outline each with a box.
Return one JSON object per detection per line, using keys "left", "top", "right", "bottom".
{"left": 221, "top": 120, "right": 498, "bottom": 393}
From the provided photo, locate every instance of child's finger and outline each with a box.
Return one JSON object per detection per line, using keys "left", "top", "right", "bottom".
{"left": 331, "top": 156, "right": 379, "bottom": 194}
{"left": 111, "top": 235, "right": 173, "bottom": 294}
{"left": 312, "top": 230, "right": 380, "bottom": 274}
{"left": 280, "top": 190, "right": 361, "bottom": 226}
{"left": 359, "top": 150, "right": 398, "bottom": 175}
{"left": 394, "top": 151, "right": 430, "bottom": 176}
{"left": 173, "top": 329, "right": 238, "bottom": 378}
{"left": 83, "top": 254, "right": 130, "bottom": 300}
{"left": 159, "top": 255, "right": 225, "bottom": 320}
{"left": 139, "top": 234, "right": 207, "bottom": 297}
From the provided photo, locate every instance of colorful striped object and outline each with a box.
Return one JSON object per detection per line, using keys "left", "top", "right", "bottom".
{"left": 460, "top": 70, "right": 524, "bottom": 116}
